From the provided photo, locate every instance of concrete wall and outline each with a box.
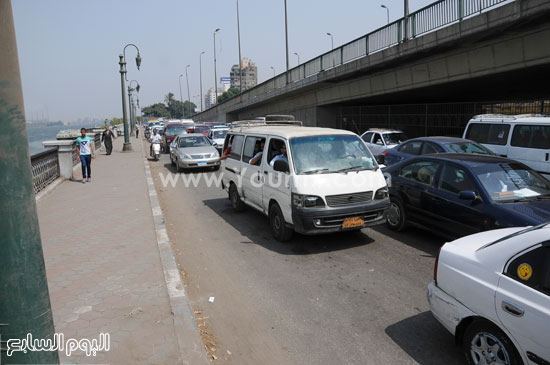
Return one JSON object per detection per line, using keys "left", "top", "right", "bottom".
{"left": 194, "top": 0, "right": 550, "bottom": 127}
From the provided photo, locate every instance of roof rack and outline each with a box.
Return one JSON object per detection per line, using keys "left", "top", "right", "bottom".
{"left": 228, "top": 117, "right": 302, "bottom": 128}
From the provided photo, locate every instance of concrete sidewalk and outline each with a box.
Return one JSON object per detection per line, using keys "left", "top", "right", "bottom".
{"left": 36, "top": 134, "right": 207, "bottom": 364}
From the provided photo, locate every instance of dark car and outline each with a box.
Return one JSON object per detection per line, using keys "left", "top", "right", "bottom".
{"left": 384, "top": 153, "right": 550, "bottom": 239}
{"left": 162, "top": 123, "right": 187, "bottom": 152}
{"left": 381, "top": 137, "right": 494, "bottom": 167}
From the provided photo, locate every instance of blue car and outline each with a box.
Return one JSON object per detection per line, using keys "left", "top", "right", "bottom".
{"left": 381, "top": 137, "right": 493, "bottom": 167}
{"left": 384, "top": 153, "right": 550, "bottom": 239}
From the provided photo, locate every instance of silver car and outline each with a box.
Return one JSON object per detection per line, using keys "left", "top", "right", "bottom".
{"left": 169, "top": 133, "right": 220, "bottom": 172}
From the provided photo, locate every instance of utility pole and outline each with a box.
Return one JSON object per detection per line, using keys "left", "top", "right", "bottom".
{"left": 199, "top": 51, "right": 205, "bottom": 112}
{"left": 0, "top": 0, "right": 59, "bottom": 363}
{"left": 213, "top": 28, "right": 220, "bottom": 105}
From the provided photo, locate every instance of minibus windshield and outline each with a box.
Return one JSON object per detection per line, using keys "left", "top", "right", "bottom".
{"left": 290, "top": 135, "right": 377, "bottom": 175}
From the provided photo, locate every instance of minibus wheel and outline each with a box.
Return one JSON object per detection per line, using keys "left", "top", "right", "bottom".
{"left": 269, "top": 203, "right": 293, "bottom": 242}
{"left": 229, "top": 183, "right": 245, "bottom": 212}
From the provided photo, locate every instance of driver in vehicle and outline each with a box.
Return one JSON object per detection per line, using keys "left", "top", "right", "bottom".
{"left": 270, "top": 143, "right": 288, "bottom": 167}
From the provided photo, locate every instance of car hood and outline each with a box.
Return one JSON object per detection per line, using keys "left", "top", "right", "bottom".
{"left": 496, "top": 199, "right": 550, "bottom": 225}
{"left": 176, "top": 146, "right": 216, "bottom": 155}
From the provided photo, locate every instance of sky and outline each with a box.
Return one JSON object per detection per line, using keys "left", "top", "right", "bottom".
{"left": 12, "top": 0, "right": 435, "bottom": 123}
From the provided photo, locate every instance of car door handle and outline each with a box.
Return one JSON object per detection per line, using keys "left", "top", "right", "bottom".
{"left": 502, "top": 301, "right": 524, "bottom": 317}
{"left": 263, "top": 171, "right": 268, "bottom": 175}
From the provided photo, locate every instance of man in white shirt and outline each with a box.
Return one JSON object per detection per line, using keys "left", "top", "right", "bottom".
{"left": 270, "top": 144, "right": 288, "bottom": 167}
{"left": 149, "top": 129, "right": 162, "bottom": 156}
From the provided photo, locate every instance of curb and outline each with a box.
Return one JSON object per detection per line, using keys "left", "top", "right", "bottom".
{"left": 139, "top": 137, "right": 209, "bottom": 365}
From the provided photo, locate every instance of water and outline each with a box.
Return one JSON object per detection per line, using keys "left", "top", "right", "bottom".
{"left": 26, "top": 125, "right": 67, "bottom": 156}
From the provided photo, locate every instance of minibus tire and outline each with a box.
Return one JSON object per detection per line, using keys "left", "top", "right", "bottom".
{"left": 269, "top": 203, "right": 293, "bottom": 242}
{"left": 229, "top": 183, "right": 245, "bottom": 212}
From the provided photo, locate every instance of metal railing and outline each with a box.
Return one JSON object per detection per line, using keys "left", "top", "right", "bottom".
{"left": 207, "top": 0, "right": 511, "bottom": 112}
{"left": 31, "top": 148, "right": 60, "bottom": 194}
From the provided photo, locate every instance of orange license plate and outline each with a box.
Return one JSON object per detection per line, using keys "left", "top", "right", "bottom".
{"left": 342, "top": 217, "right": 364, "bottom": 229}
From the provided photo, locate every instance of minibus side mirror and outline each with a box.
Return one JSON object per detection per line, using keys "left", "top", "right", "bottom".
{"left": 273, "top": 160, "right": 290, "bottom": 173}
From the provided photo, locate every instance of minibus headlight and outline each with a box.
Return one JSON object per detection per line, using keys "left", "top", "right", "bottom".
{"left": 374, "top": 187, "right": 389, "bottom": 199}
{"left": 292, "top": 193, "right": 324, "bottom": 208}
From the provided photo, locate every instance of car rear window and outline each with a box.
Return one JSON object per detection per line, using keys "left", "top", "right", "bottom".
{"left": 165, "top": 126, "right": 186, "bottom": 136}
{"left": 465, "top": 123, "right": 509, "bottom": 145}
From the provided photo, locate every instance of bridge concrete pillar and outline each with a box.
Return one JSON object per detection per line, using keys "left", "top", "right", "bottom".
{"left": 0, "top": 0, "right": 59, "bottom": 363}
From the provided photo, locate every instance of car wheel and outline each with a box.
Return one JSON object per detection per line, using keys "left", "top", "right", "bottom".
{"left": 176, "top": 159, "right": 183, "bottom": 173}
{"left": 229, "top": 183, "right": 245, "bottom": 212}
{"left": 170, "top": 154, "right": 175, "bottom": 167}
{"left": 386, "top": 196, "right": 407, "bottom": 231}
{"left": 269, "top": 203, "right": 293, "bottom": 242}
{"left": 463, "top": 320, "right": 523, "bottom": 365}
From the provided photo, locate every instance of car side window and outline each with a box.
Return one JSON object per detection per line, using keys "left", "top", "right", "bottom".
{"left": 439, "top": 164, "right": 477, "bottom": 195}
{"left": 505, "top": 245, "right": 550, "bottom": 296}
{"left": 421, "top": 142, "right": 444, "bottom": 155}
{"left": 362, "top": 132, "right": 373, "bottom": 143}
{"left": 399, "top": 141, "right": 423, "bottom": 155}
{"left": 399, "top": 161, "right": 440, "bottom": 186}
{"left": 229, "top": 135, "right": 245, "bottom": 160}
{"left": 372, "top": 133, "right": 384, "bottom": 145}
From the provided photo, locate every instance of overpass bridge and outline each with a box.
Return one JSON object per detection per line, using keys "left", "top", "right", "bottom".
{"left": 194, "top": 0, "right": 550, "bottom": 137}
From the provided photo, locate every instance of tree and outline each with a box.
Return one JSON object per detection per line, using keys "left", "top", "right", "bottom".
{"left": 142, "top": 103, "right": 170, "bottom": 118}
{"left": 109, "top": 118, "right": 123, "bottom": 125}
{"left": 164, "top": 93, "right": 176, "bottom": 110}
{"left": 217, "top": 87, "right": 240, "bottom": 104}
{"left": 142, "top": 93, "right": 197, "bottom": 119}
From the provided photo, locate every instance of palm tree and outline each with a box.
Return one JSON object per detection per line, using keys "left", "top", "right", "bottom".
{"left": 164, "top": 93, "right": 176, "bottom": 108}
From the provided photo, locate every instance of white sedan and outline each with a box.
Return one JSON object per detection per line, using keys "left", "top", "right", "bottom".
{"left": 428, "top": 224, "right": 550, "bottom": 365}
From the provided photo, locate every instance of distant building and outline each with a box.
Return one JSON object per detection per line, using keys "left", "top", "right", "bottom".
{"left": 230, "top": 58, "right": 257, "bottom": 90}
{"left": 204, "top": 86, "right": 226, "bottom": 109}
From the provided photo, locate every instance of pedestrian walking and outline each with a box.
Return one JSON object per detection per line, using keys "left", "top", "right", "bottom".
{"left": 102, "top": 125, "right": 113, "bottom": 155}
{"left": 136, "top": 125, "right": 139, "bottom": 139}
{"left": 76, "top": 128, "right": 95, "bottom": 183}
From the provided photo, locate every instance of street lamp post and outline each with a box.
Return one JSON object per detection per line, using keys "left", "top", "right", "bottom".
{"left": 284, "top": 0, "right": 290, "bottom": 84}
{"left": 213, "top": 28, "right": 220, "bottom": 105}
{"left": 294, "top": 52, "right": 300, "bottom": 66}
{"left": 236, "top": 0, "right": 242, "bottom": 94}
{"left": 127, "top": 80, "right": 140, "bottom": 133}
{"left": 326, "top": 32, "right": 334, "bottom": 50}
{"left": 270, "top": 66, "right": 275, "bottom": 77}
{"left": 185, "top": 64, "right": 191, "bottom": 117}
{"left": 178, "top": 74, "right": 185, "bottom": 118}
{"left": 119, "top": 44, "right": 141, "bottom": 152}
{"left": 199, "top": 51, "right": 205, "bottom": 111}
{"left": 381, "top": 5, "right": 389, "bottom": 24}
{"left": 404, "top": 0, "right": 410, "bottom": 41}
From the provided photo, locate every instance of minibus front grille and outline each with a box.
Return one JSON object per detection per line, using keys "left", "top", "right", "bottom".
{"left": 325, "top": 191, "right": 373, "bottom": 207}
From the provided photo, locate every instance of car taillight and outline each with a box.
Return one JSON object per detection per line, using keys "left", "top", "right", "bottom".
{"left": 434, "top": 246, "right": 442, "bottom": 285}
{"left": 382, "top": 151, "right": 388, "bottom": 156}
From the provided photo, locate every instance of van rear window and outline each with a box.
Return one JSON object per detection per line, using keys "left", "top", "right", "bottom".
{"left": 465, "top": 123, "right": 509, "bottom": 145}
{"left": 511, "top": 125, "right": 550, "bottom": 149}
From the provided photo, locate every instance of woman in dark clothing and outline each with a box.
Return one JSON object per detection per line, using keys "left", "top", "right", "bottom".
{"left": 102, "top": 125, "right": 114, "bottom": 155}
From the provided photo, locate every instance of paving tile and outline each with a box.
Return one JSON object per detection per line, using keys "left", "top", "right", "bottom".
{"left": 37, "top": 137, "right": 181, "bottom": 364}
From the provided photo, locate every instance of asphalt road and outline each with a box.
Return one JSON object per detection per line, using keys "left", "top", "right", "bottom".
{"left": 148, "top": 149, "right": 465, "bottom": 365}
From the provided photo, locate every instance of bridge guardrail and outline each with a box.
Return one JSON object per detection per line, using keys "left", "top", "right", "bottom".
{"left": 204, "top": 0, "right": 512, "bottom": 115}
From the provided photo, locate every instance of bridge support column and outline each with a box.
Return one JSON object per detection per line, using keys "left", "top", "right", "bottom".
{"left": 0, "top": 0, "right": 59, "bottom": 363}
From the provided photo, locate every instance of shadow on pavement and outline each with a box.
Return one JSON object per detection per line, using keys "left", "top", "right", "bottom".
{"left": 202, "top": 197, "right": 374, "bottom": 255}
{"left": 371, "top": 225, "right": 446, "bottom": 258}
{"left": 385, "top": 311, "right": 464, "bottom": 365}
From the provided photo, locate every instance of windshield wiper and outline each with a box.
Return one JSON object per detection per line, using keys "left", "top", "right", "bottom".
{"left": 335, "top": 166, "right": 367, "bottom": 174}
{"left": 302, "top": 168, "right": 329, "bottom": 175}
